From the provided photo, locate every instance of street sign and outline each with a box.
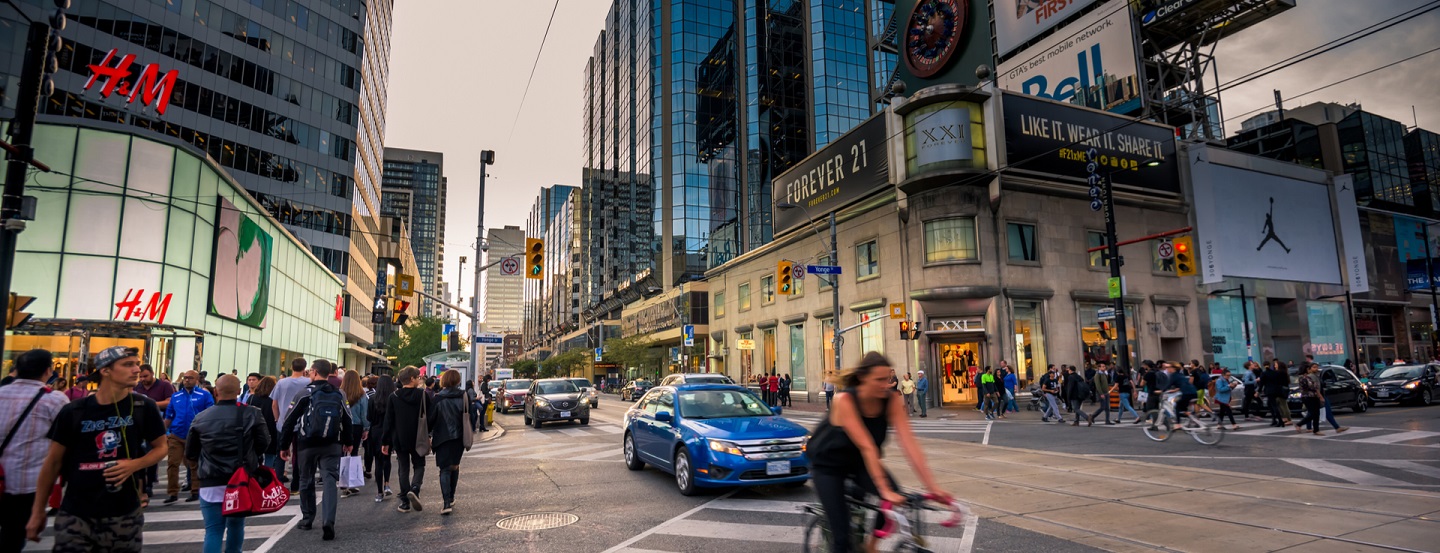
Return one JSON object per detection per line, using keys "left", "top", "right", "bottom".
{"left": 1097, "top": 307, "right": 1116, "bottom": 320}
{"left": 499, "top": 257, "right": 520, "bottom": 276}
{"left": 682, "top": 324, "right": 695, "bottom": 347}
{"left": 889, "top": 303, "right": 906, "bottom": 320}
{"left": 475, "top": 332, "right": 504, "bottom": 345}
{"left": 736, "top": 339, "right": 756, "bottom": 350}
{"left": 1156, "top": 240, "right": 1175, "bottom": 260}
{"left": 595, "top": 347, "right": 603, "bottom": 362}
{"left": 807, "top": 265, "right": 842, "bottom": 275}
{"left": 791, "top": 263, "right": 806, "bottom": 281}
{"left": 396, "top": 274, "right": 415, "bottom": 297}
{"left": 1090, "top": 199, "right": 1103, "bottom": 212}
{"left": 1107, "top": 276, "right": 1123, "bottom": 299}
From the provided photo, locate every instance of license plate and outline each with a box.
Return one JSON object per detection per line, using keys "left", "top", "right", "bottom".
{"left": 560, "top": 411, "right": 571, "bottom": 418}
{"left": 766, "top": 460, "right": 790, "bottom": 476}
{"left": 1375, "top": 391, "right": 1388, "bottom": 398}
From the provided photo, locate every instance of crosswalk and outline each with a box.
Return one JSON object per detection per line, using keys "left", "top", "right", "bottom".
{"left": 1199, "top": 424, "right": 1440, "bottom": 447}
{"left": 1279, "top": 458, "right": 1440, "bottom": 487}
{"left": 473, "top": 417, "right": 627, "bottom": 461}
{"left": 24, "top": 499, "right": 299, "bottom": 552}
{"left": 603, "top": 491, "right": 975, "bottom": 553}
{"left": 781, "top": 412, "right": 992, "bottom": 444}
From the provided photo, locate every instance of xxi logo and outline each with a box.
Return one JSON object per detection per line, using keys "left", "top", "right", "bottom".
{"left": 84, "top": 49, "right": 180, "bottom": 115}
{"left": 920, "top": 123, "right": 965, "bottom": 145}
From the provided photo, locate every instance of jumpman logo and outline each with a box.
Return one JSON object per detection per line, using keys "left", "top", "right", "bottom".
{"left": 1256, "top": 197, "right": 1290, "bottom": 253}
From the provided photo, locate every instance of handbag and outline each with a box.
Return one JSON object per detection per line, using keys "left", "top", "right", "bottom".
{"left": 223, "top": 407, "right": 289, "bottom": 517}
{"left": 415, "top": 395, "right": 431, "bottom": 456}
{"left": 1136, "top": 390, "right": 1150, "bottom": 404}
{"left": 340, "top": 456, "right": 365, "bottom": 488}
{"left": 0, "top": 388, "right": 48, "bottom": 494}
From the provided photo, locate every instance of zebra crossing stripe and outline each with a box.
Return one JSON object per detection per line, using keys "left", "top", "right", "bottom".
{"left": 1281, "top": 458, "right": 1411, "bottom": 486}
{"left": 570, "top": 447, "right": 625, "bottom": 461}
{"left": 1367, "top": 459, "right": 1440, "bottom": 479}
{"left": 1349, "top": 430, "right": 1440, "bottom": 445}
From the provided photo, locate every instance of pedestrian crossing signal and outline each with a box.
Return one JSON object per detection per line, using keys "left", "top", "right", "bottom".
{"left": 525, "top": 238, "right": 545, "bottom": 280}
{"left": 898, "top": 320, "right": 920, "bottom": 340}
{"left": 777, "top": 260, "right": 794, "bottom": 295}
{"left": 7, "top": 293, "right": 34, "bottom": 329}
{"left": 1174, "top": 236, "right": 1196, "bottom": 277}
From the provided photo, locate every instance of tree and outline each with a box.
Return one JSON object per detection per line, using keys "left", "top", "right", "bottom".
{"left": 390, "top": 315, "right": 448, "bottom": 368}
{"left": 604, "top": 334, "right": 666, "bottom": 381}
{"left": 541, "top": 348, "right": 588, "bottom": 378}
{"left": 512, "top": 359, "right": 539, "bottom": 379}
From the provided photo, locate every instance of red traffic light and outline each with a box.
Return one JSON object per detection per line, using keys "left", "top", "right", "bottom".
{"left": 1174, "top": 241, "right": 1190, "bottom": 254}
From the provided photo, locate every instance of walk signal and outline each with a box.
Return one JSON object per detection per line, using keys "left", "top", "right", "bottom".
{"left": 898, "top": 320, "right": 921, "bottom": 340}
{"left": 1174, "top": 236, "right": 1196, "bottom": 277}
{"left": 525, "top": 238, "right": 545, "bottom": 280}
{"left": 777, "top": 260, "right": 794, "bottom": 295}
{"left": 7, "top": 293, "right": 34, "bottom": 329}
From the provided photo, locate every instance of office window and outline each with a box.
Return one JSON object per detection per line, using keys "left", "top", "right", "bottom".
{"left": 761, "top": 275, "right": 775, "bottom": 304}
{"left": 859, "top": 309, "right": 884, "bottom": 355}
{"left": 856, "top": 241, "right": 879, "bottom": 279}
{"left": 1007, "top": 222, "right": 1038, "bottom": 263}
{"left": 924, "top": 218, "right": 978, "bottom": 262}
{"left": 1087, "top": 231, "right": 1109, "bottom": 268}
{"left": 739, "top": 282, "right": 751, "bottom": 311}
{"left": 714, "top": 291, "right": 726, "bottom": 318}
{"left": 818, "top": 255, "right": 834, "bottom": 291}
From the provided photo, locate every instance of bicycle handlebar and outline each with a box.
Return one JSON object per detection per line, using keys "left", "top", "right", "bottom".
{"left": 874, "top": 494, "right": 964, "bottom": 539}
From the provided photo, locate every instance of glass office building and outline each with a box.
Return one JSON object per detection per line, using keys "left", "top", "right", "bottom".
{"left": 381, "top": 148, "right": 446, "bottom": 317}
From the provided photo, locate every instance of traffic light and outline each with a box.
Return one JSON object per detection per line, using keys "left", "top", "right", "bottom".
{"left": 777, "top": 260, "right": 794, "bottom": 295}
{"left": 391, "top": 300, "right": 411, "bottom": 325}
{"left": 525, "top": 238, "right": 545, "bottom": 280}
{"left": 448, "top": 331, "right": 461, "bottom": 351}
{"left": 7, "top": 293, "right": 34, "bottom": 329}
{"left": 1174, "top": 236, "right": 1196, "bottom": 277}
{"left": 898, "top": 320, "right": 920, "bottom": 340}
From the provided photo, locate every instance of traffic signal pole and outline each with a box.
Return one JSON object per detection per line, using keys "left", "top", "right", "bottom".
{"left": 470, "top": 151, "right": 494, "bottom": 382}
{"left": 0, "top": 24, "right": 51, "bottom": 357}
{"left": 1103, "top": 174, "right": 1132, "bottom": 374}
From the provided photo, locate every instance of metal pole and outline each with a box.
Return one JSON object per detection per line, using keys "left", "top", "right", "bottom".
{"left": 830, "top": 211, "right": 842, "bottom": 376}
{"left": 1425, "top": 224, "right": 1439, "bottom": 359}
{"left": 0, "top": 25, "right": 50, "bottom": 357}
{"left": 1240, "top": 284, "right": 1252, "bottom": 362}
{"left": 469, "top": 159, "right": 488, "bottom": 382}
{"left": 1103, "top": 174, "right": 1131, "bottom": 373}
{"left": 1344, "top": 291, "right": 1358, "bottom": 364}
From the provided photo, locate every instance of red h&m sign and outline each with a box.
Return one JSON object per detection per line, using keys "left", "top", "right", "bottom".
{"left": 114, "top": 289, "right": 173, "bottom": 325}
{"left": 84, "top": 49, "right": 180, "bottom": 115}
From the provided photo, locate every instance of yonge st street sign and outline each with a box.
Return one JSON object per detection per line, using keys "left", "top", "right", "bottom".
{"left": 84, "top": 49, "right": 180, "bottom": 115}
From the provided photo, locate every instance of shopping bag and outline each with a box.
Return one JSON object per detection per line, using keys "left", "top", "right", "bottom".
{"left": 223, "top": 465, "right": 289, "bottom": 517}
{"left": 340, "top": 456, "right": 365, "bottom": 489}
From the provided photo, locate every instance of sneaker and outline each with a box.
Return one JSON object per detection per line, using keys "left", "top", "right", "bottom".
{"left": 375, "top": 493, "right": 384, "bottom": 503}
{"left": 322, "top": 525, "right": 335, "bottom": 541}
{"left": 384, "top": 486, "right": 394, "bottom": 497}
{"left": 163, "top": 495, "right": 178, "bottom": 505}
{"left": 1336, "top": 427, "right": 1349, "bottom": 433}
{"left": 441, "top": 503, "right": 453, "bottom": 516}
{"left": 185, "top": 494, "right": 199, "bottom": 503}
{"left": 339, "top": 488, "right": 352, "bottom": 498}
{"left": 397, "top": 502, "right": 412, "bottom": 513}
{"left": 407, "top": 491, "right": 423, "bottom": 511}
{"left": 297, "top": 521, "right": 313, "bottom": 531}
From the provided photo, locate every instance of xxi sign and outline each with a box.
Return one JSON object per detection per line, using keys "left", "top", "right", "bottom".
{"left": 84, "top": 49, "right": 180, "bottom": 115}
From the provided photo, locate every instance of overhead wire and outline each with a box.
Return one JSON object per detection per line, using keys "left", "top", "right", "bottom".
{"left": 505, "top": 0, "right": 562, "bottom": 147}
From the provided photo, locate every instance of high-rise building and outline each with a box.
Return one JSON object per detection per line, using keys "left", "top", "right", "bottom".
{"left": 381, "top": 148, "right": 447, "bottom": 317}
{"left": 1, "top": 0, "right": 395, "bottom": 369}
{"left": 522, "top": 185, "right": 576, "bottom": 356}
{"left": 481, "top": 226, "right": 524, "bottom": 334}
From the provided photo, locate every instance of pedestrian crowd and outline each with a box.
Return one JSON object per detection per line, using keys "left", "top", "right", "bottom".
{"left": 0, "top": 347, "right": 489, "bottom": 552}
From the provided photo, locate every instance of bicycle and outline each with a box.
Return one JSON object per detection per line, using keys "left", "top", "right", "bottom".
{"left": 800, "top": 486, "right": 964, "bottom": 552}
{"left": 1142, "top": 391, "right": 1223, "bottom": 445}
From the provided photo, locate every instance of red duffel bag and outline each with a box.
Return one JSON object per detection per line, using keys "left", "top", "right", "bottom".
{"left": 222, "top": 464, "right": 289, "bottom": 517}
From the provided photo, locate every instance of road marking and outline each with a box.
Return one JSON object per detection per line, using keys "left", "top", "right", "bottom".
{"left": 559, "top": 428, "right": 591, "bottom": 438}
{"left": 599, "top": 490, "right": 738, "bottom": 553}
{"left": 1294, "top": 427, "right": 1380, "bottom": 438}
{"left": 593, "top": 424, "right": 625, "bottom": 434}
{"left": 1281, "top": 458, "right": 1410, "bottom": 486}
{"left": 469, "top": 441, "right": 609, "bottom": 458}
{"left": 1368, "top": 459, "right": 1440, "bottom": 479}
{"left": 702, "top": 498, "right": 808, "bottom": 514}
{"left": 570, "top": 447, "right": 624, "bottom": 461}
{"left": 1349, "top": 430, "right": 1440, "bottom": 444}
{"left": 648, "top": 519, "right": 805, "bottom": 544}
{"left": 142, "top": 504, "right": 299, "bottom": 523}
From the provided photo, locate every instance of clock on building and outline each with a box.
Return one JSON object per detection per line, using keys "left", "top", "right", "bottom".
{"left": 904, "top": 0, "right": 969, "bottom": 79}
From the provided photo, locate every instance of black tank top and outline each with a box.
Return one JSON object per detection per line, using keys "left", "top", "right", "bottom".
{"left": 809, "top": 388, "right": 890, "bottom": 471}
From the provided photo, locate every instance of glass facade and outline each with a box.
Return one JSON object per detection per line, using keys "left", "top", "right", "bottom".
{"left": 1307, "top": 301, "right": 1348, "bottom": 365}
{"left": 1006, "top": 222, "right": 1037, "bottom": 263}
{"left": 1339, "top": 111, "right": 1412, "bottom": 206}
{"left": 381, "top": 149, "right": 446, "bottom": 316}
{"left": 1011, "top": 300, "right": 1046, "bottom": 382}
{"left": 1207, "top": 297, "right": 1258, "bottom": 371}
{"left": 1079, "top": 303, "right": 1139, "bottom": 367}
{"left": 789, "top": 323, "right": 806, "bottom": 390}
{"left": 810, "top": 0, "right": 869, "bottom": 148}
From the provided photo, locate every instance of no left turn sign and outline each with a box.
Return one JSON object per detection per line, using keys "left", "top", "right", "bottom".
{"left": 1157, "top": 241, "right": 1175, "bottom": 260}
{"left": 500, "top": 257, "right": 520, "bottom": 275}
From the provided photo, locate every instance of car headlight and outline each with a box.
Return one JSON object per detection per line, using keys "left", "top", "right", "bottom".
{"left": 708, "top": 439, "right": 743, "bottom": 456}
{"left": 1288, "top": 392, "right": 1299, "bottom": 399}
{"left": 1403, "top": 381, "right": 1419, "bottom": 390}
{"left": 802, "top": 434, "right": 809, "bottom": 452}
{"left": 535, "top": 398, "right": 550, "bottom": 408}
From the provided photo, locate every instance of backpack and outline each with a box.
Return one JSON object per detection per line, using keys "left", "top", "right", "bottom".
{"left": 299, "top": 387, "right": 346, "bottom": 443}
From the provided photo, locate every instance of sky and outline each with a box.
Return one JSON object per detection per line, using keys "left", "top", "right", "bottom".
{"left": 382, "top": 0, "right": 1440, "bottom": 307}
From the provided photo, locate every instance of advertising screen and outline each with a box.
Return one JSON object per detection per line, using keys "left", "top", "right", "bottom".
{"left": 998, "top": 3, "right": 1141, "bottom": 114}
{"left": 994, "top": 0, "right": 1102, "bottom": 57}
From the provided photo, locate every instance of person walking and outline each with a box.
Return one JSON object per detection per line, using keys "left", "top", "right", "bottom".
{"left": 63, "top": 377, "right": 87, "bottom": 402}
{"left": 899, "top": 374, "right": 916, "bottom": 416}
{"left": 0, "top": 350, "right": 69, "bottom": 551}
{"left": 381, "top": 367, "right": 433, "bottom": 513}
{"left": 270, "top": 358, "right": 311, "bottom": 487}
{"left": 1002, "top": 368, "right": 1019, "bottom": 415}
{"left": 185, "top": 375, "right": 270, "bottom": 553}
{"left": 1241, "top": 361, "right": 1261, "bottom": 421}
{"left": 368, "top": 375, "right": 396, "bottom": 503}
{"left": 1038, "top": 365, "right": 1062, "bottom": 423}
{"left": 1115, "top": 367, "right": 1139, "bottom": 422}
{"left": 340, "top": 370, "right": 369, "bottom": 498}
{"left": 823, "top": 376, "right": 836, "bottom": 410}
{"left": 1261, "top": 360, "right": 1290, "bottom": 427}
{"left": 27, "top": 346, "right": 168, "bottom": 552}
{"left": 463, "top": 381, "right": 480, "bottom": 433}
{"left": 430, "top": 370, "right": 471, "bottom": 515}
{"left": 132, "top": 364, "right": 174, "bottom": 504}
{"left": 1089, "top": 362, "right": 1114, "bottom": 425}
{"left": 277, "top": 361, "right": 356, "bottom": 541}
{"left": 914, "top": 371, "right": 929, "bottom": 418}
{"left": 246, "top": 377, "right": 281, "bottom": 477}
{"left": 779, "top": 374, "right": 792, "bottom": 407}
{"left": 163, "top": 370, "right": 214, "bottom": 504}
{"left": 1211, "top": 369, "right": 1240, "bottom": 430}
{"left": 1063, "top": 366, "right": 1094, "bottom": 426}
{"left": 1294, "top": 364, "right": 1324, "bottom": 435}
{"left": 1318, "top": 374, "right": 1350, "bottom": 435}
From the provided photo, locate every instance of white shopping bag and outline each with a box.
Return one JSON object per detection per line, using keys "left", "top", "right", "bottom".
{"left": 339, "top": 456, "right": 365, "bottom": 488}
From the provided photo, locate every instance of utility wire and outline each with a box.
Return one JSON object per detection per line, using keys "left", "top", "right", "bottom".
{"left": 1223, "top": 43, "right": 1440, "bottom": 125}
{"left": 506, "top": 0, "right": 562, "bottom": 147}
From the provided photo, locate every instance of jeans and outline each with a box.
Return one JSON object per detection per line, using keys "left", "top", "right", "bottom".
{"left": 1090, "top": 396, "right": 1113, "bottom": 423}
{"left": 296, "top": 443, "right": 342, "bottom": 527}
{"left": 1297, "top": 397, "right": 1322, "bottom": 432}
{"left": 903, "top": 392, "right": 915, "bottom": 414}
{"left": 1322, "top": 397, "right": 1342, "bottom": 430}
{"left": 396, "top": 451, "right": 426, "bottom": 504}
{"left": 0, "top": 492, "right": 34, "bottom": 552}
{"left": 1004, "top": 389, "right": 1018, "bottom": 414}
{"left": 1118, "top": 393, "right": 1139, "bottom": 421}
{"left": 825, "top": 391, "right": 834, "bottom": 409}
{"left": 1068, "top": 399, "right": 1091, "bottom": 423}
{"left": 917, "top": 391, "right": 928, "bottom": 416}
{"left": 263, "top": 453, "right": 282, "bottom": 478}
{"left": 1042, "top": 393, "right": 1060, "bottom": 420}
{"left": 200, "top": 499, "right": 245, "bottom": 553}
{"left": 1242, "top": 386, "right": 1260, "bottom": 417}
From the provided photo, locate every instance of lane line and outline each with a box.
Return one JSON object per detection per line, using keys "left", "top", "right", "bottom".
{"left": 1349, "top": 430, "right": 1440, "bottom": 445}
{"left": 645, "top": 519, "right": 804, "bottom": 544}
{"left": 1280, "top": 458, "right": 1410, "bottom": 486}
{"left": 1367, "top": 459, "right": 1440, "bottom": 480}
{"left": 598, "top": 490, "right": 737, "bottom": 553}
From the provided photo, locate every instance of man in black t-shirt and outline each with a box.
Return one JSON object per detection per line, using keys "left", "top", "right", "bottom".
{"left": 26, "top": 346, "right": 167, "bottom": 552}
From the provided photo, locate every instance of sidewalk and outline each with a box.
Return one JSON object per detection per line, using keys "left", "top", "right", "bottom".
{"left": 782, "top": 392, "right": 1035, "bottom": 422}
{"left": 885, "top": 436, "right": 1440, "bottom": 552}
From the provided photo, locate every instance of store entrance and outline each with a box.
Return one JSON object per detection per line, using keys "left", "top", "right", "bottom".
{"left": 934, "top": 341, "right": 984, "bottom": 406}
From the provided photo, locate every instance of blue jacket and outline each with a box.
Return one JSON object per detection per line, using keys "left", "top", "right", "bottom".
{"left": 1003, "top": 373, "right": 1017, "bottom": 392}
{"left": 165, "top": 387, "right": 215, "bottom": 438}
{"left": 915, "top": 375, "right": 929, "bottom": 393}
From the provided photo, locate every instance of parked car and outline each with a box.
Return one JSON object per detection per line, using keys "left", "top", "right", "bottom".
{"left": 525, "top": 378, "right": 591, "bottom": 427}
{"left": 497, "top": 378, "right": 533, "bottom": 413}
{"left": 621, "top": 379, "right": 653, "bottom": 402}
{"left": 1367, "top": 364, "right": 1437, "bottom": 406}
{"left": 622, "top": 384, "right": 809, "bottom": 495}
{"left": 1287, "top": 365, "right": 1370, "bottom": 413}
{"left": 567, "top": 377, "right": 600, "bottom": 408}
{"left": 659, "top": 373, "right": 735, "bottom": 386}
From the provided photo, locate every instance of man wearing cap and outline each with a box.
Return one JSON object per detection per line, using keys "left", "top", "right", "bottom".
{"left": 0, "top": 349, "right": 69, "bottom": 551}
{"left": 162, "top": 370, "right": 214, "bottom": 504}
{"left": 27, "top": 346, "right": 167, "bottom": 551}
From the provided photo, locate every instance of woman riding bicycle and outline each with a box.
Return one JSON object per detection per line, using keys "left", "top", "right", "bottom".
{"left": 808, "top": 352, "right": 952, "bottom": 553}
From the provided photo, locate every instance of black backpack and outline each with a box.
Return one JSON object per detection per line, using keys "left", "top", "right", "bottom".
{"left": 299, "top": 387, "right": 346, "bottom": 443}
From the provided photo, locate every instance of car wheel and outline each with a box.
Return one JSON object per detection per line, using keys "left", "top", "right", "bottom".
{"left": 674, "top": 449, "right": 696, "bottom": 496}
{"left": 580, "top": 417, "right": 590, "bottom": 425}
{"left": 1353, "top": 398, "right": 1368, "bottom": 413}
{"left": 524, "top": 411, "right": 532, "bottom": 425}
{"left": 532, "top": 416, "right": 543, "bottom": 429}
{"left": 624, "top": 433, "right": 644, "bottom": 471}
{"left": 1422, "top": 389, "right": 1434, "bottom": 406}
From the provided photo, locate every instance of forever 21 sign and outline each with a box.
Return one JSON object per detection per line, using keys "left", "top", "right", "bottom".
{"left": 772, "top": 114, "right": 890, "bottom": 234}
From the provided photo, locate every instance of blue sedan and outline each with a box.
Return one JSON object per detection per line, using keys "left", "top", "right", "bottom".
{"left": 622, "top": 384, "right": 810, "bottom": 495}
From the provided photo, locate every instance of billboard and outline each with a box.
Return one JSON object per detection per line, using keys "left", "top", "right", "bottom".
{"left": 995, "top": 0, "right": 1102, "bottom": 57}
{"left": 1000, "top": 92, "right": 1178, "bottom": 194}
{"left": 209, "top": 196, "right": 273, "bottom": 328}
{"left": 772, "top": 114, "right": 890, "bottom": 235}
{"left": 998, "top": 3, "right": 1142, "bottom": 114}
{"left": 1189, "top": 153, "right": 1342, "bottom": 285}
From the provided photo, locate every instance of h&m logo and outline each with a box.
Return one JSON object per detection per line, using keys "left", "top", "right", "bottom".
{"left": 84, "top": 49, "right": 180, "bottom": 115}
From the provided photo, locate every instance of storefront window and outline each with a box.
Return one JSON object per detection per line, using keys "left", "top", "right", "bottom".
{"left": 924, "top": 217, "right": 978, "bottom": 263}
{"left": 1079, "top": 303, "right": 1139, "bottom": 368}
{"left": 740, "top": 331, "right": 754, "bottom": 384}
{"left": 1207, "top": 297, "right": 1258, "bottom": 370}
{"left": 789, "top": 324, "right": 806, "bottom": 391}
{"left": 860, "top": 309, "right": 884, "bottom": 355}
{"left": 1011, "top": 300, "right": 1046, "bottom": 383}
{"left": 762, "top": 327, "right": 777, "bottom": 375}
{"left": 937, "top": 342, "right": 981, "bottom": 405}
{"left": 1306, "top": 302, "right": 1348, "bottom": 365}
{"left": 822, "top": 319, "right": 836, "bottom": 379}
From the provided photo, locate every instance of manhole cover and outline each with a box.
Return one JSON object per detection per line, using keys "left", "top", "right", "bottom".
{"left": 496, "top": 512, "right": 579, "bottom": 531}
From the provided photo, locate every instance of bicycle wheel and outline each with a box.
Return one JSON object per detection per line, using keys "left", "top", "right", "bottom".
{"left": 1141, "top": 410, "right": 1171, "bottom": 442}
{"left": 1189, "top": 420, "right": 1223, "bottom": 446}
{"left": 802, "top": 512, "right": 832, "bottom": 552}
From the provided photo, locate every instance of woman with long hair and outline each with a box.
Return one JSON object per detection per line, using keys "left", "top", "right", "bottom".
{"left": 340, "top": 370, "right": 370, "bottom": 497}
{"left": 430, "top": 369, "right": 470, "bottom": 515}
{"left": 368, "top": 374, "right": 396, "bottom": 502}
{"left": 247, "top": 376, "right": 281, "bottom": 474}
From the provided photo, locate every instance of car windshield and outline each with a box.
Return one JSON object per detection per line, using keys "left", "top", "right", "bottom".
{"left": 633, "top": 380, "right": 651, "bottom": 387}
{"left": 537, "top": 381, "right": 579, "bottom": 394}
{"left": 1374, "top": 366, "right": 1424, "bottom": 380}
{"left": 504, "top": 380, "right": 532, "bottom": 390}
{"left": 689, "top": 375, "right": 733, "bottom": 384}
{"left": 678, "top": 390, "right": 773, "bottom": 419}
{"left": 568, "top": 379, "right": 592, "bottom": 389}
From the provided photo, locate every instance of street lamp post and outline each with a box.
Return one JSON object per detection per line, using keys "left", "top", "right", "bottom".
{"left": 469, "top": 150, "right": 495, "bottom": 384}
{"left": 1210, "top": 285, "right": 1252, "bottom": 362}
{"left": 777, "top": 203, "right": 841, "bottom": 386}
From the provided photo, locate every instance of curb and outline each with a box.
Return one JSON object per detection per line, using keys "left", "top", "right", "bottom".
{"left": 479, "top": 422, "right": 506, "bottom": 443}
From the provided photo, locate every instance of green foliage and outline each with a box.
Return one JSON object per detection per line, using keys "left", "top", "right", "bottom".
{"left": 390, "top": 315, "right": 448, "bottom": 368}
{"left": 603, "top": 334, "right": 665, "bottom": 376}
{"left": 541, "top": 348, "right": 589, "bottom": 378}
{"left": 512, "top": 359, "right": 539, "bottom": 379}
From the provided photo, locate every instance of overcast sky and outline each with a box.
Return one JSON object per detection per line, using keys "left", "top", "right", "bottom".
{"left": 383, "top": 0, "right": 1440, "bottom": 304}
